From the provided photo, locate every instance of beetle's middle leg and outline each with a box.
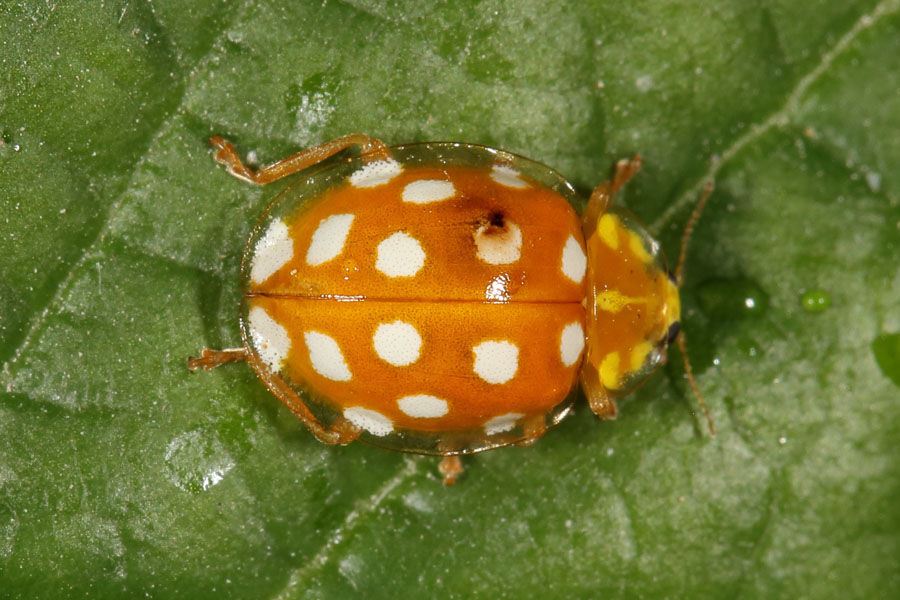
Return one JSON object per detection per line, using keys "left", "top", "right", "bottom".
{"left": 188, "top": 348, "right": 248, "bottom": 371}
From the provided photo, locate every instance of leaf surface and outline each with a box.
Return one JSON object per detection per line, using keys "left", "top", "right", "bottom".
{"left": 2, "top": 1, "right": 899, "bottom": 598}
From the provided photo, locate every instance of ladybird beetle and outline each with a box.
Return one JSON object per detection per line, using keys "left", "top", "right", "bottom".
{"left": 190, "top": 134, "right": 713, "bottom": 484}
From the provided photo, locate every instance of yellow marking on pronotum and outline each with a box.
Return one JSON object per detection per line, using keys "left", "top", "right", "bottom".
{"left": 599, "top": 352, "right": 621, "bottom": 390}
{"left": 595, "top": 289, "right": 651, "bottom": 313}
{"left": 627, "top": 230, "right": 652, "bottom": 264}
{"left": 597, "top": 213, "right": 620, "bottom": 250}
{"left": 630, "top": 340, "right": 653, "bottom": 371}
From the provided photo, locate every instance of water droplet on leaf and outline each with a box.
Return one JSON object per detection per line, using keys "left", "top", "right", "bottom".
{"left": 872, "top": 333, "right": 900, "bottom": 388}
{"left": 164, "top": 429, "right": 235, "bottom": 493}
{"left": 696, "top": 278, "right": 769, "bottom": 319}
{"left": 801, "top": 289, "right": 831, "bottom": 313}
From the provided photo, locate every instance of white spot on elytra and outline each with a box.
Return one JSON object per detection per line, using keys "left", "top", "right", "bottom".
{"left": 373, "top": 320, "right": 422, "bottom": 366}
{"left": 397, "top": 394, "right": 448, "bottom": 418}
{"left": 344, "top": 406, "right": 393, "bottom": 436}
{"left": 490, "top": 164, "right": 529, "bottom": 189}
{"left": 375, "top": 231, "right": 426, "bottom": 277}
{"left": 561, "top": 235, "right": 587, "bottom": 283}
{"left": 559, "top": 321, "right": 585, "bottom": 367}
{"left": 483, "top": 412, "right": 524, "bottom": 435}
{"left": 474, "top": 221, "right": 522, "bottom": 265}
{"left": 250, "top": 219, "right": 294, "bottom": 284}
{"left": 349, "top": 159, "right": 402, "bottom": 188}
{"left": 248, "top": 306, "right": 291, "bottom": 371}
{"left": 402, "top": 179, "right": 456, "bottom": 204}
{"left": 304, "top": 331, "right": 352, "bottom": 381}
{"left": 473, "top": 340, "right": 519, "bottom": 384}
{"left": 306, "top": 213, "right": 354, "bottom": 266}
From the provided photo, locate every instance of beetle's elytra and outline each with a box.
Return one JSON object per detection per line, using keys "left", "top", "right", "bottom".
{"left": 190, "top": 134, "right": 713, "bottom": 484}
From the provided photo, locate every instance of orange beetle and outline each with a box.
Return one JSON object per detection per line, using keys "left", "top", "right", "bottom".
{"left": 190, "top": 134, "right": 713, "bottom": 483}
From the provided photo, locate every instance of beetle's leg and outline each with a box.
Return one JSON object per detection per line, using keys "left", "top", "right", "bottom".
{"left": 281, "top": 399, "right": 362, "bottom": 445}
{"left": 675, "top": 179, "right": 715, "bottom": 286}
{"left": 580, "top": 363, "right": 618, "bottom": 420}
{"left": 321, "top": 416, "right": 364, "bottom": 445}
{"left": 188, "top": 348, "right": 248, "bottom": 371}
{"left": 279, "top": 404, "right": 362, "bottom": 446}
{"left": 438, "top": 455, "right": 465, "bottom": 485}
{"left": 272, "top": 382, "right": 363, "bottom": 445}
{"left": 515, "top": 414, "right": 548, "bottom": 447}
{"left": 586, "top": 386, "right": 618, "bottom": 420}
{"left": 209, "top": 134, "right": 391, "bottom": 185}
{"left": 582, "top": 155, "right": 642, "bottom": 238}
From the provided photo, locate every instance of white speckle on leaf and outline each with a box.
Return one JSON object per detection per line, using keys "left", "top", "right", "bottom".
{"left": 290, "top": 90, "right": 336, "bottom": 143}
{"left": 164, "top": 429, "right": 235, "bottom": 493}
{"left": 865, "top": 171, "right": 881, "bottom": 192}
{"left": 635, "top": 75, "right": 653, "bottom": 92}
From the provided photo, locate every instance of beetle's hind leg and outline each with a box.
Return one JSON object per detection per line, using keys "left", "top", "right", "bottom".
{"left": 515, "top": 414, "right": 549, "bottom": 447}
{"left": 438, "top": 455, "right": 465, "bottom": 485}
{"left": 189, "top": 348, "right": 362, "bottom": 445}
{"left": 188, "top": 348, "right": 248, "bottom": 371}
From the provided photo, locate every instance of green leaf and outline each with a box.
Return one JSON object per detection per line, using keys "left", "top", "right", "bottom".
{"left": 2, "top": 0, "right": 899, "bottom": 598}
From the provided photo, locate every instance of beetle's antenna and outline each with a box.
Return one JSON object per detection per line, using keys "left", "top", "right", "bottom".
{"left": 676, "top": 179, "right": 716, "bottom": 436}
{"left": 677, "top": 333, "right": 715, "bottom": 436}
{"left": 675, "top": 179, "right": 714, "bottom": 286}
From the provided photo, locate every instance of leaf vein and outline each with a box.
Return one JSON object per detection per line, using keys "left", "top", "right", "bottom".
{"left": 649, "top": 0, "right": 899, "bottom": 234}
{"left": 273, "top": 457, "right": 420, "bottom": 599}
{"left": 0, "top": 2, "right": 251, "bottom": 383}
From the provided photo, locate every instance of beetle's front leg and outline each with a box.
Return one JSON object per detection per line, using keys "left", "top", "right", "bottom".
{"left": 580, "top": 363, "right": 618, "bottom": 420}
{"left": 582, "top": 155, "right": 642, "bottom": 238}
{"left": 210, "top": 134, "right": 391, "bottom": 185}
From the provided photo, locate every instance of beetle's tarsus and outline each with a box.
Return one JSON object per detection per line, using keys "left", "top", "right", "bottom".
{"left": 209, "top": 136, "right": 259, "bottom": 184}
{"left": 610, "top": 155, "right": 643, "bottom": 197}
{"left": 188, "top": 348, "right": 248, "bottom": 371}
{"left": 438, "top": 455, "right": 465, "bottom": 485}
